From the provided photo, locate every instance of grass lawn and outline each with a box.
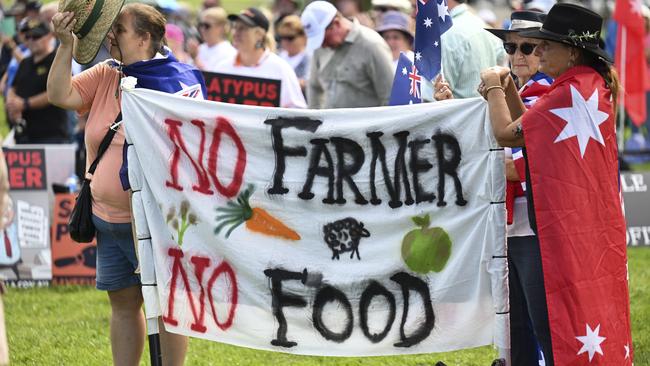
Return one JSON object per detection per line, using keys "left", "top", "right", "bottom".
{"left": 4, "top": 247, "right": 649, "bottom": 365}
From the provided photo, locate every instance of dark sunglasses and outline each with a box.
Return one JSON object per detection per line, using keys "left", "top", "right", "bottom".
{"left": 503, "top": 42, "right": 537, "bottom": 56}
{"left": 278, "top": 34, "right": 298, "bottom": 41}
{"left": 198, "top": 22, "right": 213, "bottom": 29}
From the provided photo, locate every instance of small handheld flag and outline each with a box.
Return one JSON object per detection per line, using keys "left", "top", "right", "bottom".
{"left": 414, "top": 0, "right": 453, "bottom": 81}
{"left": 389, "top": 53, "right": 423, "bottom": 105}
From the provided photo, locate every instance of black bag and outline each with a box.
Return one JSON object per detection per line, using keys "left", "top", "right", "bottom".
{"left": 69, "top": 114, "right": 122, "bottom": 243}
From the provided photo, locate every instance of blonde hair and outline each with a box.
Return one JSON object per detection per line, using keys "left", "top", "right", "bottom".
{"left": 201, "top": 7, "right": 228, "bottom": 25}
{"left": 277, "top": 15, "right": 305, "bottom": 36}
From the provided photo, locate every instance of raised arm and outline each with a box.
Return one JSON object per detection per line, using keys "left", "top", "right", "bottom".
{"left": 47, "top": 12, "right": 84, "bottom": 110}
{"left": 479, "top": 67, "right": 525, "bottom": 147}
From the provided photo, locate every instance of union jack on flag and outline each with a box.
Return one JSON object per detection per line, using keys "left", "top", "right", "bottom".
{"left": 409, "top": 65, "right": 422, "bottom": 99}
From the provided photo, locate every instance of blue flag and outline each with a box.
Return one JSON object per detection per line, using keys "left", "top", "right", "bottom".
{"left": 413, "top": 0, "right": 452, "bottom": 81}
{"left": 389, "top": 53, "right": 422, "bottom": 106}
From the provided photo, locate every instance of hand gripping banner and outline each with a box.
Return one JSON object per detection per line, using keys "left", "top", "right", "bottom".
{"left": 122, "top": 85, "right": 508, "bottom": 356}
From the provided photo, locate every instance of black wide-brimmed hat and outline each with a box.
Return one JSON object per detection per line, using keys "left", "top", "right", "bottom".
{"left": 486, "top": 10, "right": 546, "bottom": 40}
{"left": 519, "top": 3, "right": 612, "bottom": 63}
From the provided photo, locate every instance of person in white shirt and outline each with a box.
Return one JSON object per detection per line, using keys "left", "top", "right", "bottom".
{"left": 214, "top": 8, "right": 306, "bottom": 108}
{"left": 191, "top": 6, "right": 236, "bottom": 71}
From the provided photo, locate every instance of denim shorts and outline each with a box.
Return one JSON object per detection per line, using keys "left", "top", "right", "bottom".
{"left": 92, "top": 215, "right": 141, "bottom": 291}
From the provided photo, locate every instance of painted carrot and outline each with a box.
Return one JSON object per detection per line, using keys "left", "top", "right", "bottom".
{"left": 214, "top": 185, "right": 301, "bottom": 241}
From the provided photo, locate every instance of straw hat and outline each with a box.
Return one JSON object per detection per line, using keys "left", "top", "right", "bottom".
{"left": 58, "top": 0, "right": 125, "bottom": 64}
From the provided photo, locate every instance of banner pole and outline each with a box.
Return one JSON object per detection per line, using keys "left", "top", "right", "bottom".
{"left": 618, "top": 26, "right": 627, "bottom": 153}
{"left": 148, "top": 319, "right": 163, "bottom": 366}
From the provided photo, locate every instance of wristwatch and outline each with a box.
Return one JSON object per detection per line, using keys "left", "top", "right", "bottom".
{"left": 23, "top": 97, "right": 29, "bottom": 110}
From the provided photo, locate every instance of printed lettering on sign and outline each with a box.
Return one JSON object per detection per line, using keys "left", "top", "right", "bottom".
{"left": 3, "top": 148, "right": 46, "bottom": 190}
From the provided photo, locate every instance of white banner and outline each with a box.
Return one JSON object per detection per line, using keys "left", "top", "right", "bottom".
{"left": 122, "top": 86, "right": 508, "bottom": 356}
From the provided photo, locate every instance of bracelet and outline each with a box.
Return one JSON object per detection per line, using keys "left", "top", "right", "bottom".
{"left": 485, "top": 85, "right": 504, "bottom": 95}
{"left": 23, "top": 97, "right": 30, "bottom": 110}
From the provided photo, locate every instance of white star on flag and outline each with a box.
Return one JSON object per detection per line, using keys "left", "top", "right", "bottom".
{"left": 550, "top": 85, "right": 609, "bottom": 158}
{"left": 576, "top": 323, "right": 606, "bottom": 362}
{"left": 415, "top": 52, "right": 422, "bottom": 61}
{"left": 402, "top": 67, "right": 408, "bottom": 75}
{"left": 624, "top": 344, "right": 630, "bottom": 359}
{"left": 434, "top": 41, "right": 439, "bottom": 47}
{"left": 437, "top": 0, "right": 449, "bottom": 21}
{"left": 423, "top": 17, "right": 433, "bottom": 27}
{"left": 630, "top": 0, "right": 643, "bottom": 15}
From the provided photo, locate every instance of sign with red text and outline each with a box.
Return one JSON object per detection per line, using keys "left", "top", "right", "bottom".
{"left": 3, "top": 148, "right": 46, "bottom": 191}
{"left": 203, "top": 72, "right": 281, "bottom": 107}
{"left": 51, "top": 193, "right": 96, "bottom": 285}
{"left": 122, "top": 87, "right": 507, "bottom": 356}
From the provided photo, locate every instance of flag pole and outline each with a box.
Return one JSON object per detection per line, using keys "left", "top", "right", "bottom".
{"left": 617, "top": 26, "right": 626, "bottom": 152}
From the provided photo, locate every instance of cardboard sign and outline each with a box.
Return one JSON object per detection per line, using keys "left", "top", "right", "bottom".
{"left": 123, "top": 88, "right": 508, "bottom": 356}
{"left": 622, "top": 172, "right": 650, "bottom": 246}
{"left": 203, "top": 72, "right": 281, "bottom": 107}
{"left": 3, "top": 148, "right": 46, "bottom": 190}
{"left": 51, "top": 194, "right": 96, "bottom": 285}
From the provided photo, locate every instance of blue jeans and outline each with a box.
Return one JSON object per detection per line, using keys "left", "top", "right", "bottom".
{"left": 92, "top": 215, "right": 141, "bottom": 291}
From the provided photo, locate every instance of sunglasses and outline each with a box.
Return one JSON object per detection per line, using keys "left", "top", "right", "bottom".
{"left": 278, "top": 34, "right": 299, "bottom": 42}
{"left": 198, "top": 22, "right": 213, "bottom": 30}
{"left": 503, "top": 42, "right": 537, "bottom": 55}
{"left": 25, "top": 33, "right": 45, "bottom": 41}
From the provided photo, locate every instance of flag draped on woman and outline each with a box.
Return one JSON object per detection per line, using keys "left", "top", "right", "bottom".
{"left": 522, "top": 66, "right": 632, "bottom": 364}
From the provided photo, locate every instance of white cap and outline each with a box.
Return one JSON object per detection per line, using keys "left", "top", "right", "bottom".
{"left": 301, "top": 1, "right": 337, "bottom": 53}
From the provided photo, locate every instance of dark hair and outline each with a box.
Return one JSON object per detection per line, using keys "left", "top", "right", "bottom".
{"left": 122, "top": 3, "right": 167, "bottom": 56}
{"left": 581, "top": 50, "right": 620, "bottom": 114}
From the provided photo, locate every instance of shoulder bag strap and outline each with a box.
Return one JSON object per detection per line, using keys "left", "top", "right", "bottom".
{"left": 86, "top": 112, "right": 122, "bottom": 177}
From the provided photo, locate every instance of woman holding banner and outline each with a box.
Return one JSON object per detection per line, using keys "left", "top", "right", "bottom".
{"left": 480, "top": 3, "right": 631, "bottom": 364}
{"left": 213, "top": 7, "right": 306, "bottom": 108}
{"left": 47, "top": 1, "right": 206, "bottom": 365}
{"left": 484, "top": 10, "right": 554, "bottom": 366}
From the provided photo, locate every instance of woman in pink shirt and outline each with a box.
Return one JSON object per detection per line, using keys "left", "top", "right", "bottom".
{"left": 48, "top": 2, "right": 205, "bottom": 365}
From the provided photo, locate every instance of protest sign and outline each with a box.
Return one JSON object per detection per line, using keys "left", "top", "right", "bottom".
{"left": 122, "top": 87, "right": 507, "bottom": 356}
{"left": 622, "top": 172, "right": 650, "bottom": 246}
{"left": 4, "top": 148, "right": 46, "bottom": 190}
{"left": 51, "top": 193, "right": 96, "bottom": 285}
{"left": 203, "top": 72, "right": 281, "bottom": 107}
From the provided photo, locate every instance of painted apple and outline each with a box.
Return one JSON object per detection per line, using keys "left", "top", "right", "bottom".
{"left": 401, "top": 214, "right": 452, "bottom": 274}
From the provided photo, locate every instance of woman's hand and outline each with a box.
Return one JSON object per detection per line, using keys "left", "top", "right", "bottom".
{"left": 478, "top": 66, "right": 511, "bottom": 99}
{"left": 51, "top": 12, "right": 77, "bottom": 47}
{"left": 433, "top": 74, "right": 453, "bottom": 101}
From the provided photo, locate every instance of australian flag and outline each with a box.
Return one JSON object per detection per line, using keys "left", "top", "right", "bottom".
{"left": 389, "top": 53, "right": 422, "bottom": 105}
{"left": 414, "top": 0, "right": 453, "bottom": 81}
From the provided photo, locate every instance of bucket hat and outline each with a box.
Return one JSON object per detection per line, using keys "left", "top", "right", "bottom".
{"left": 486, "top": 10, "right": 545, "bottom": 40}
{"left": 58, "top": 0, "right": 125, "bottom": 64}
{"left": 519, "top": 3, "right": 611, "bottom": 63}
{"left": 375, "top": 10, "right": 413, "bottom": 43}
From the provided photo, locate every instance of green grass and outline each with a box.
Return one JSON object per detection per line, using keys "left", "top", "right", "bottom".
{"left": 4, "top": 247, "right": 650, "bottom": 365}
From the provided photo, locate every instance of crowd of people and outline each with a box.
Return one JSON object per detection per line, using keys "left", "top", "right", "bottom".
{"left": 0, "top": 0, "right": 644, "bottom": 364}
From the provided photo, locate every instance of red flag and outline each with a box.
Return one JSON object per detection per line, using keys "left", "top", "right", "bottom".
{"left": 523, "top": 66, "right": 632, "bottom": 364}
{"left": 614, "top": 0, "right": 647, "bottom": 126}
